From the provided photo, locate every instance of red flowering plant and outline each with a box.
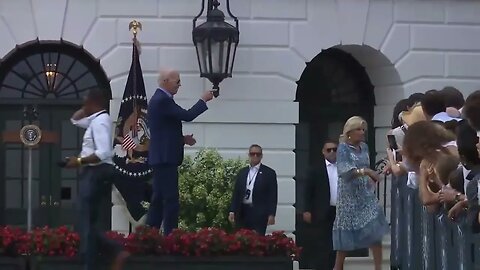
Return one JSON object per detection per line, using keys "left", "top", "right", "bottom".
{"left": 229, "top": 229, "right": 268, "bottom": 256}
{"left": 0, "top": 226, "right": 300, "bottom": 260}
{"left": 163, "top": 228, "right": 300, "bottom": 259}
{"left": 0, "top": 226, "right": 24, "bottom": 256}
{"left": 187, "top": 227, "right": 231, "bottom": 256}
{"left": 164, "top": 229, "right": 197, "bottom": 256}
{"left": 124, "top": 226, "right": 164, "bottom": 255}
{"left": 105, "top": 231, "right": 127, "bottom": 247}
{"left": 265, "top": 231, "right": 301, "bottom": 260}
{"left": 16, "top": 226, "right": 80, "bottom": 257}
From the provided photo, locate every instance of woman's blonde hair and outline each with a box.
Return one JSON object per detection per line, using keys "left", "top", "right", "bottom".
{"left": 403, "top": 121, "right": 456, "bottom": 168}
{"left": 339, "top": 116, "right": 367, "bottom": 143}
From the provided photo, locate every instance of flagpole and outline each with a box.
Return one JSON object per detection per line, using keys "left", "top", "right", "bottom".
{"left": 129, "top": 20, "right": 142, "bottom": 127}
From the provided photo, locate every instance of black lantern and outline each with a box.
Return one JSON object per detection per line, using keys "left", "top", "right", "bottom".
{"left": 193, "top": 0, "right": 239, "bottom": 97}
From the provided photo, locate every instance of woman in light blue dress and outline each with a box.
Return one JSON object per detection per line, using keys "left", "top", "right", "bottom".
{"left": 332, "top": 116, "right": 389, "bottom": 270}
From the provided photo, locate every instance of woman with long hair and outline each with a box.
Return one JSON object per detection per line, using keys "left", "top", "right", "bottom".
{"left": 333, "top": 116, "right": 389, "bottom": 270}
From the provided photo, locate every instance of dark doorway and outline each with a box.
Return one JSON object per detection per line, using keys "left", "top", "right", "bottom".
{"left": 294, "top": 48, "right": 376, "bottom": 269}
{"left": 0, "top": 40, "right": 112, "bottom": 230}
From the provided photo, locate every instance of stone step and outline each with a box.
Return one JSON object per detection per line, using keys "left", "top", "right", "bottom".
{"left": 344, "top": 236, "right": 391, "bottom": 270}
{"left": 344, "top": 257, "right": 390, "bottom": 270}
{"left": 298, "top": 236, "right": 391, "bottom": 270}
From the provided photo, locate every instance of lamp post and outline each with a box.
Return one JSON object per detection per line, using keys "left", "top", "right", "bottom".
{"left": 192, "top": 0, "right": 239, "bottom": 97}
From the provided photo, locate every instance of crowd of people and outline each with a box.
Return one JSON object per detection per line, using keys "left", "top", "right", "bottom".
{"left": 386, "top": 87, "right": 480, "bottom": 228}
{"left": 302, "top": 87, "right": 480, "bottom": 270}
{"left": 383, "top": 87, "right": 480, "bottom": 269}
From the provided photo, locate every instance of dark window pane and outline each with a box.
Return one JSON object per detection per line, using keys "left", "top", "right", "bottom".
{"left": 22, "top": 179, "right": 39, "bottom": 209}
{"left": 61, "top": 150, "right": 79, "bottom": 178}
{"left": 5, "top": 120, "right": 21, "bottom": 131}
{"left": 12, "top": 60, "right": 33, "bottom": 78}
{"left": 75, "top": 73, "right": 97, "bottom": 92}
{"left": 0, "top": 86, "right": 20, "bottom": 98}
{"left": 5, "top": 149, "right": 22, "bottom": 178}
{"left": 5, "top": 180, "right": 21, "bottom": 209}
{"left": 61, "top": 120, "right": 78, "bottom": 148}
{"left": 3, "top": 72, "right": 27, "bottom": 90}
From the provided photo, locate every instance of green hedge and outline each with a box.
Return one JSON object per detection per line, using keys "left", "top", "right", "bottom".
{"left": 178, "top": 149, "right": 247, "bottom": 232}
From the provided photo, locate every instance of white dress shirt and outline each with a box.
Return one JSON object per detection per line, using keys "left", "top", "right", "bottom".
{"left": 325, "top": 159, "right": 338, "bottom": 206}
{"left": 407, "top": 171, "right": 418, "bottom": 189}
{"left": 243, "top": 163, "right": 261, "bottom": 204}
{"left": 71, "top": 110, "right": 113, "bottom": 165}
{"left": 463, "top": 166, "right": 471, "bottom": 194}
{"left": 432, "top": 112, "right": 462, "bottom": 122}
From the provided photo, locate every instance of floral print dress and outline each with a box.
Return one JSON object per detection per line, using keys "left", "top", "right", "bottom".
{"left": 332, "top": 142, "right": 389, "bottom": 251}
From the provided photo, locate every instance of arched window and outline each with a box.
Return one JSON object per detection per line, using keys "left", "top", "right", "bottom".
{"left": 0, "top": 40, "right": 111, "bottom": 102}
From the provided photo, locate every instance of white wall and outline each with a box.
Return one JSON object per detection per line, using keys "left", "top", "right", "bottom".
{"left": 2, "top": 0, "right": 480, "bottom": 235}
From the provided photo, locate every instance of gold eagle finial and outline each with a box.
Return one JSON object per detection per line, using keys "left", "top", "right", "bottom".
{"left": 129, "top": 20, "right": 142, "bottom": 38}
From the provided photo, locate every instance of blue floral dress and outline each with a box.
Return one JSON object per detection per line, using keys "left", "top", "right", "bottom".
{"left": 332, "top": 142, "right": 389, "bottom": 251}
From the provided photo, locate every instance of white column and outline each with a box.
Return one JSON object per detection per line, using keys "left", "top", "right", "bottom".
{"left": 111, "top": 186, "right": 130, "bottom": 235}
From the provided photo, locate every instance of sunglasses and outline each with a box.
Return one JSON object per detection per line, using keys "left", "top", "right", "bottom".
{"left": 326, "top": 148, "right": 337, "bottom": 153}
{"left": 249, "top": 152, "right": 262, "bottom": 157}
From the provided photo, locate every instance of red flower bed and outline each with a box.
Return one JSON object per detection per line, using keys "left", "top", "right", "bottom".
{"left": 163, "top": 228, "right": 300, "bottom": 259}
{"left": 0, "top": 226, "right": 300, "bottom": 260}
{"left": 0, "top": 226, "right": 24, "bottom": 256}
{"left": 16, "top": 226, "right": 80, "bottom": 257}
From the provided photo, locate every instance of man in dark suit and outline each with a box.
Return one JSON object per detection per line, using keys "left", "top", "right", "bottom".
{"left": 303, "top": 139, "right": 338, "bottom": 270}
{"left": 228, "top": 144, "right": 278, "bottom": 235}
{"left": 146, "top": 68, "right": 214, "bottom": 235}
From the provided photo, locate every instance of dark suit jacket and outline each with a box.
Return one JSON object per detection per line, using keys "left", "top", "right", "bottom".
{"left": 230, "top": 164, "right": 278, "bottom": 219}
{"left": 465, "top": 166, "right": 480, "bottom": 233}
{"left": 304, "top": 161, "right": 332, "bottom": 224}
{"left": 449, "top": 167, "right": 465, "bottom": 194}
{"left": 147, "top": 89, "right": 207, "bottom": 166}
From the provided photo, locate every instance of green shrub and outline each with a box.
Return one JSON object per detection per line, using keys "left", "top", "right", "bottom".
{"left": 178, "top": 149, "right": 247, "bottom": 232}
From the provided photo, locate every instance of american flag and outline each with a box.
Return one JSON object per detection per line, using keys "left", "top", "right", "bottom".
{"left": 122, "top": 127, "right": 139, "bottom": 150}
{"left": 112, "top": 38, "right": 152, "bottom": 222}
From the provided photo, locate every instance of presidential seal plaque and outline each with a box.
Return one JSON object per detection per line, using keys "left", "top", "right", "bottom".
{"left": 20, "top": 124, "right": 42, "bottom": 147}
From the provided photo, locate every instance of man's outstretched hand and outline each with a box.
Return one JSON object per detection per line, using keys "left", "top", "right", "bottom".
{"left": 184, "top": 134, "right": 196, "bottom": 146}
{"left": 201, "top": 91, "right": 214, "bottom": 102}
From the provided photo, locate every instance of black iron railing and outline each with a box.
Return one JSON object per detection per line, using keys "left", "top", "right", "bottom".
{"left": 374, "top": 159, "right": 389, "bottom": 222}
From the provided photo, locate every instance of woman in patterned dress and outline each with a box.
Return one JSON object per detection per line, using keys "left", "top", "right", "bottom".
{"left": 333, "top": 116, "right": 389, "bottom": 270}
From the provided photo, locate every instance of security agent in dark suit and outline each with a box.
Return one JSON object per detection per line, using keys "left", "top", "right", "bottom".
{"left": 303, "top": 139, "right": 338, "bottom": 270}
{"left": 229, "top": 144, "right": 278, "bottom": 235}
{"left": 146, "top": 68, "right": 214, "bottom": 235}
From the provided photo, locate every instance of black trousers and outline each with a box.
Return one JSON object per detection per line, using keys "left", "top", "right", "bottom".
{"left": 78, "top": 164, "right": 121, "bottom": 270}
{"left": 314, "top": 206, "right": 336, "bottom": 270}
{"left": 237, "top": 204, "right": 268, "bottom": 236}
